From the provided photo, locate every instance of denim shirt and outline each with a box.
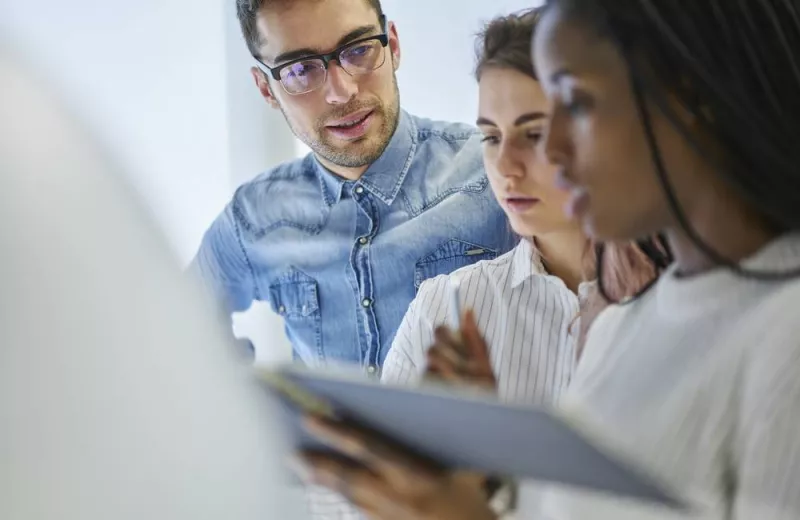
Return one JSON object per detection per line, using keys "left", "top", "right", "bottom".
{"left": 191, "top": 110, "right": 517, "bottom": 369}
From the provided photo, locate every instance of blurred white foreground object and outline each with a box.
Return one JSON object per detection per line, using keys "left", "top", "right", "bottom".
{"left": 0, "top": 49, "right": 300, "bottom": 519}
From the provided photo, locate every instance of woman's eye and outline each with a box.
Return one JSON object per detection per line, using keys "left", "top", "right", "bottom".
{"left": 563, "top": 93, "right": 593, "bottom": 116}
{"left": 527, "top": 131, "right": 543, "bottom": 143}
{"left": 565, "top": 101, "right": 586, "bottom": 115}
{"left": 481, "top": 135, "right": 500, "bottom": 145}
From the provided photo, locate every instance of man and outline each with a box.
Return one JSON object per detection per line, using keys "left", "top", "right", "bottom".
{"left": 192, "top": 0, "right": 516, "bottom": 372}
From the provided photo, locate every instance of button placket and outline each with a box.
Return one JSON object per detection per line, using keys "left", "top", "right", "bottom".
{"left": 350, "top": 182, "right": 380, "bottom": 368}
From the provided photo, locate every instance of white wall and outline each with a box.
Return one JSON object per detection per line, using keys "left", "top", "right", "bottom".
{"left": 1, "top": 0, "right": 296, "bottom": 365}
{"left": 387, "top": 0, "right": 543, "bottom": 124}
{"left": 0, "top": 1, "right": 235, "bottom": 264}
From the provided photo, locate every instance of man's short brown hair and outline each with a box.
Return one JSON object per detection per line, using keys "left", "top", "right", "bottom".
{"left": 236, "top": 0, "right": 385, "bottom": 59}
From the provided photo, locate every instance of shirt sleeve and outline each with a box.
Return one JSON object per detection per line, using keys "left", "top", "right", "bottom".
{"left": 187, "top": 201, "right": 257, "bottom": 316}
{"left": 381, "top": 276, "right": 450, "bottom": 385}
{"left": 733, "top": 302, "right": 800, "bottom": 519}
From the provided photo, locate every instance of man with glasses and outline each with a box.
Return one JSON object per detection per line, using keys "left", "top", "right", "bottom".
{"left": 192, "top": 0, "right": 515, "bottom": 378}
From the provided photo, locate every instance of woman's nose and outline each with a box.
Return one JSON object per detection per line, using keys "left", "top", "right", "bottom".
{"left": 495, "top": 141, "right": 528, "bottom": 179}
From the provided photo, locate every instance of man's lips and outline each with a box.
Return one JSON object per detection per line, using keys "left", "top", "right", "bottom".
{"left": 326, "top": 109, "right": 373, "bottom": 128}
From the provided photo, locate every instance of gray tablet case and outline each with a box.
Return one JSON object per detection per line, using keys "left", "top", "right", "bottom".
{"left": 261, "top": 365, "right": 687, "bottom": 511}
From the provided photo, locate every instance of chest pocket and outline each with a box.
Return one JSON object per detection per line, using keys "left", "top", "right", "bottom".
{"left": 414, "top": 239, "right": 497, "bottom": 290}
{"left": 268, "top": 270, "right": 323, "bottom": 361}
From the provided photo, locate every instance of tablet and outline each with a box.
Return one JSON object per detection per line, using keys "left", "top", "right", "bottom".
{"left": 259, "top": 364, "right": 688, "bottom": 511}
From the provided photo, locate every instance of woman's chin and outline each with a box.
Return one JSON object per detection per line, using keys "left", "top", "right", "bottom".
{"left": 508, "top": 219, "right": 541, "bottom": 238}
{"left": 508, "top": 215, "right": 581, "bottom": 240}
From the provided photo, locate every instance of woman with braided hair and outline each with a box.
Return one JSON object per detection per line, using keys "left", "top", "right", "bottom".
{"left": 291, "top": 1, "right": 800, "bottom": 518}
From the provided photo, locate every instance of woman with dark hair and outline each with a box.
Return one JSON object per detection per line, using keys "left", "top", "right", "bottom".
{"left": 290, "top": 1, "right": 800, "bottom": 518}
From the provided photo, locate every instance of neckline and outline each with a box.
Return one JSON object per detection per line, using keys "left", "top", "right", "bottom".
{"left": 655, "top": 233, "right": 800, "bottom": 320}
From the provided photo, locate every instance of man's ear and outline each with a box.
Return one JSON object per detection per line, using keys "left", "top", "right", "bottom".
{"left": 250, "top": 67, "right": 280, "bottom": 110}
{"left": 387, "top": 21, "right": 401, "bottom": 71}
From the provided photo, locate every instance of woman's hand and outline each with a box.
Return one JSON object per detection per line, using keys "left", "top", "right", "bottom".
{"left": 294, "top": 414, "right": 497, "bottom": 520}
{"left": 425, "top": 310, "right": 497, "bottom": 391}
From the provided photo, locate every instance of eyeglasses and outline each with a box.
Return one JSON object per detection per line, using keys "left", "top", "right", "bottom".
{"left": 257, "top": 17, "right": 389, "bottom": 96}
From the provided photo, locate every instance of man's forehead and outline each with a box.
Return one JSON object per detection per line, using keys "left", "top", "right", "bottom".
{"left": 255, "top": 0, "right": 381, "bottom": 63}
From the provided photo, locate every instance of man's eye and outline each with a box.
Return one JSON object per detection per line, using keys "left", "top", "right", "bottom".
{"left": 348, "top": 44, "right": 370, "bottom": 57}
{"left": 286, "top": 61, "right": 319, "bottom": 78}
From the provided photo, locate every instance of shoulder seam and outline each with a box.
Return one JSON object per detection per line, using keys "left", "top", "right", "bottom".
{"left": 417, "top": 128, "right": 478, "bottom": 144}
{"left": 231, "top": 200, "right": 261, "bottom": 300}
{"left": 417, "top": 252, "right": 515, "bottom": 293}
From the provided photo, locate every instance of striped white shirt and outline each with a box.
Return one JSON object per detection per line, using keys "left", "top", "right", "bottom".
{"left": 382, "top": 238, "right": 582, "bottom": 405}
{"left": 533, "top": 234, "right": 800, "bottom": 520}
{"left": 305, "top": 239, "right": 585, "bottom": 520}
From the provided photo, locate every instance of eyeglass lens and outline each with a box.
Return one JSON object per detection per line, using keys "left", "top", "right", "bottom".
{"left": 279, "top": 39, "right": 386, "bottom": 94}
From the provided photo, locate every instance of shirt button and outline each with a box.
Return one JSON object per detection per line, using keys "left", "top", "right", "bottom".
{"left": 358, "top": 236, "right": 369, "bottom": 245}
{"left": 278, "top": 305, "right": 286, "bottom": 314}
{"left": 354, "top": 186, "right": 364, "bottom": 195}
{"left": 362, "top": 298, "right": 373, "bottom": 308}
{"left": 366, "top": 365, "right": 378, "bottom": 375}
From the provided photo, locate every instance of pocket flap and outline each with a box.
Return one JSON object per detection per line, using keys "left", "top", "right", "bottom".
{"left": 414, "top": 239, "right": 496, "bottom": 289}
{"left": 269, "top": 271, "right": 320, "bottom": 318}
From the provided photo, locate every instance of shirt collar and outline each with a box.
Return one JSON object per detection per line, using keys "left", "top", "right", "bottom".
{"left": 511, "top": 238, "right": 547, "bottom": 289}
{"left": 312, "top": 110, "right": 417, "bottom": 207}
{"left": 358, "top": 110, "right": 417, "bottom": 206}
{"left": 512, "top": 237, "right": 597, "bottom": 296}
{"left": 313, "top": 159, "right": 347, "bottom": 207}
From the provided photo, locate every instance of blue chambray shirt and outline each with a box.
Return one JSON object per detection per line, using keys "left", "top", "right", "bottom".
{"left": 191, "top": 110, "right": 517, "bottom": 369}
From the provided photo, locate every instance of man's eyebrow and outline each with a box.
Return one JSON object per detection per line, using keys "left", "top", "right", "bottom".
{"left": 271, "top": 24, "right": 379, "bottom": 65}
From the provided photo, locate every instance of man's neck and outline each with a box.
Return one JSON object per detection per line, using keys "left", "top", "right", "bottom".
{"left": 316, "top": 154, "right": 369, "bottom": 181}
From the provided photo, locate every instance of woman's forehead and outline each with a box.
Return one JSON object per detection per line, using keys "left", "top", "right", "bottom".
{"left": 534, "top": 5, "right": 622, "bottom": 86}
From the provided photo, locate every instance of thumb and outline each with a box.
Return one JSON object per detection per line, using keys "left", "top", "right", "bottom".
{"left": 461, "top": 310, "right": 490, "bottom": 364}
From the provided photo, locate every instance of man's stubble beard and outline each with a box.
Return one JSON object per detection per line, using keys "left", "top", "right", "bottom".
{"left": 279, "top": 74, "right": 401, "bottom": 169}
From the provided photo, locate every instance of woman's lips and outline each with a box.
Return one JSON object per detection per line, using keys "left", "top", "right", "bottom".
{"left": 504, "top": 197, "right": 540, "bottom": 214}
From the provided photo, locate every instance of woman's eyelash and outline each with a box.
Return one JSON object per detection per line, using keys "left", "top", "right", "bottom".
{"left": 563, "top": 94, "right": 593, "bottom": 115}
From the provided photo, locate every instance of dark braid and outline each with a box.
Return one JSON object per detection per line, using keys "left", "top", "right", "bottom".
{"left": 549, "top": 0, "right": 800, "bottom": 301}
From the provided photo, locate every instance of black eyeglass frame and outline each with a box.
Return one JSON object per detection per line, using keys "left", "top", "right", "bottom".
{"left": 255, "top": 15, "right": 389, "bottom": 93}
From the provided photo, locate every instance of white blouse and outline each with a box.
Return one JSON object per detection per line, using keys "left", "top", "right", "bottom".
{"left": 382, "top": 238, "right": 584, "bottom": 405}
{"left": 535, "top": 234, "right": 800, "bottom": 520}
